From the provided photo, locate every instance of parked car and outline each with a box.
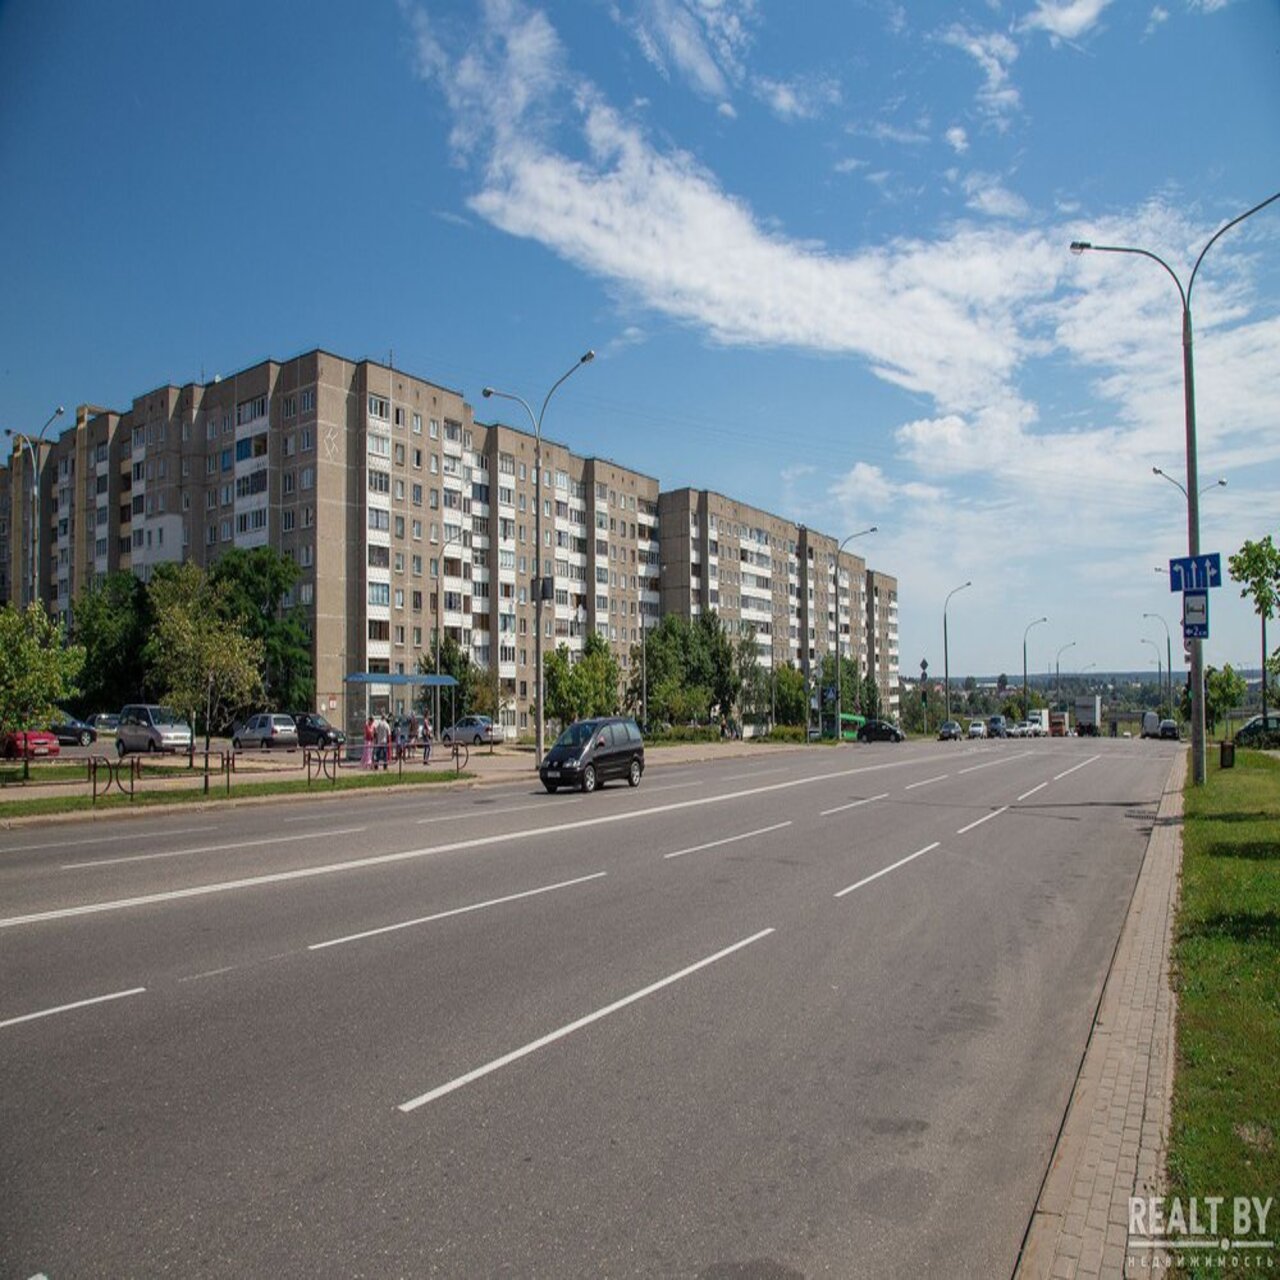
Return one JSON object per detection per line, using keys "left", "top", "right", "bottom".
{"left": 1157, "top": 719, "right": 1180, "bottom": 740}
{"left": 90, "top": 712, "right": 120, "bottom": 734}
{"left": 2, "top": 729, "right": 61, "bottom": 760}
{"left": 233, "top": 713, "right": 300, "bottom": 750}
{"left": 49, "top": 711, "right": 97, "bottom": 746}
{"left": 857, "top": 718, "right": 904, "bottom": 743}
{"left": 290, "top": 712, "right": 346, "bottom": 749}
{"left": 441, "top": 714, "right": 500, "bottom": 745}
{"left": 1140, "top": 710, "right": 1161, "bottom": 739}
{"left": 540, "top": 716, "right": 645, "bottom": 793}
{"left": 968, "top": 720, "right": 987, "bottom": 739}
{"left": 937, "top": 719, "right": 963, "bottom": 741}
{"left": 116, "top": 705, "right": 193, "bottom": 756}
{"left": 986, "top": 715, "right": 1008, "bottom": 739}
{"left": 1235, "top": 713, "right": 1280, "bottom": 748}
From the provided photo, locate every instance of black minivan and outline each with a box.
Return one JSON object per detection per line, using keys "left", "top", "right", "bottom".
{"left": 540, "top": 717, "right": 645, "bottom": 793}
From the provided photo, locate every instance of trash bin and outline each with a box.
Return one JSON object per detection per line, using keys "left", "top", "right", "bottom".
{"left": 1220, "top": 739, "right": 1235, "bottom": 769}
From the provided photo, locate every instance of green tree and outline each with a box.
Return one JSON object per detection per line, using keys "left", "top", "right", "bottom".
{"left": 861, "top": 672, "right": 882, "bottom": 720}
{"left": 733, "top": 631, "right": 770, "bottom": 730}
{"left": 418, "top": 635, "right": 477, "bottom": 727}
{"left": 144, "top": 563, "right": 265, "bottom": 764}
{"left": 0, "top": 604, "right": 85, "bottom": 776}
{"left": 1228, "top": 536, "right": 1280, "bottom": 707}
{"left": 69, "top": 571, "right": 150, "bottom": 715}
{"left": 542, "top": 644, "right": 577, "bottom": 731}
{"left": 772, "top": 663, "right": 807, "bottom": 727}
{"left": 572, "top": 631, "right": 622, "bottom": 719}
{"left": 1183, "top": 664, "right": 1248, "bottom": 734}
{"left": 209, "top": 547, "right": 314, "bottom": 710}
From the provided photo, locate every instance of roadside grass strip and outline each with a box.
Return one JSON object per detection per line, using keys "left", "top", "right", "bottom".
{"left": 1167, "top": 750, "right": 1280, "bottom": 1249}
{"left": 399, "top": 928, "right": 776, "bottom": 1110}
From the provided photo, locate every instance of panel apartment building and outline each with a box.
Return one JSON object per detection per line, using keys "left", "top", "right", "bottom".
{"left": 658, "top": 489, "right": 898, "bottom": 716}
{"left": 2, "top": 347, "right": 897, "bottom": 731}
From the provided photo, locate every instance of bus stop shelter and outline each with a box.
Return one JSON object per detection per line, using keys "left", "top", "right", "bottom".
{"left": 342, "top": 672, "right": 458, "bottom": 738}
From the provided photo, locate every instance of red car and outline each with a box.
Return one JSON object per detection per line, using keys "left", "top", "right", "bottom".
{"left": 2, "top": 729, "right": 61, "bottom": 760}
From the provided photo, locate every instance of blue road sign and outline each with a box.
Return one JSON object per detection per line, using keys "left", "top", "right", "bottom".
{"left": 1169, "top": 553, "right": 1222, "bottom": 593}
{"left": 1183, "top": 589, "right": 1209, "bottom": 640}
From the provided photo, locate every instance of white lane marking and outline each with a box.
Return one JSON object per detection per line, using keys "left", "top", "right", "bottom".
{"left": 1054, "top": 755, "right": 1100, "bottom": 781}
{"left": 398, "top": 928, "right": 776, "bottom": 1111}
{"left": 0, "top": 987, "right": 146, "bottom": 1030}
{"left": 2, "top": 754, "right": 955, "bottom": 929}
{"left": 61, "top": 827, "right": 368, "bottom": 870}
{"left": 643, "top": 780, "right": 705, "bottom": 794}
{"left": 3, "top": 826, "right": 217, "bottom": 854}
{"left": 956, "top": 807, "right": 1009, "bottom": 835}
{"left": 904, "top": 774, "right": 948, "bottom": 791}
{"left": 309, "top": 872, "right": 608, "bottom": 950}
{"left": 721, "top": 768, "right": 787, "bottom": 781}
{"left": 663, "top": 822, "right": 792, "bottom": 861}
{"left": 1017, "top": 782, "right": 1048, "bottom": 802}
{"left": 957, "top": 752, "right": 1031, "bottom": 775}
{"left": 821, "top": 793, "right": 889, "bottom": 817}
{"left": 835, "top": 843, "right": 941, "bottom": 898}
{"left": 416, "top": 804, "right": 564, "bottom": 826}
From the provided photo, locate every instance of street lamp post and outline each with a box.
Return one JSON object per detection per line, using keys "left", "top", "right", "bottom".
{"left": 1071, "top": 190, "right": 1280, "bottom": 783}
{"left": 1152, "top": 467, "right": 1227, "bottom": 501}
{"left": 5, "top": 406, "right": 65, "bottom": 608}
{"left": 1143, "top": 612, "right": 1173, "bottom": 719}
{"left": 1055, "top": 641, "right": 1077, "bottom": 711}
{"left": 1141, "top": 638, "right": 1163, "bottom": 713}
{"left": 433, "top": 525, "right": 469, "bottom": 738}
{"left": 1023, "top": 616, "right": 1047, "bottom": 722}
{"left": 833, "top": 527, "right": 877, "bottom": 739}
{"left": 943, "top": 581, "right": 972, "bottom": 725}
{"left": 483, "top": 351, "right": 595, "bottom": 767}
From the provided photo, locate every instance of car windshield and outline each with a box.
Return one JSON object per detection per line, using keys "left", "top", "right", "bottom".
{"left": 155, "top": 708, "right": 184, "bottom": 726}
{"left": 555, "top": 721, "right": 598, "bottom": 749}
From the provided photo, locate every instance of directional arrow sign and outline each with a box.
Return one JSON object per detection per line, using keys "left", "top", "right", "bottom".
{"left": 1169, "top": 553, "right": 1222, "bottom": 593}
{"left": 1183, "top": 589, "right": 1209, "bottom": 639}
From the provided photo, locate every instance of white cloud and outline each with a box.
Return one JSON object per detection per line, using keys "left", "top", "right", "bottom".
{"left": 945, "top": 125, "right": 969, "bottom": 154}
{"left": 1145, "top": 6, "right": 1169, "bottom": 34}
{"left": 753, "top": 74, "right": 841, "bottom": 122}
{"left": 940, "top": 25, "right": 1021, "bottom": 123}
{"left": 961, "top": 171, "right": 1031, "bottom": 219}
{"left": 1020, "top": 0, "right": 1113, "bottom": 42}
{"left": 615, "top": 0, "right": 759, "bottom": 104}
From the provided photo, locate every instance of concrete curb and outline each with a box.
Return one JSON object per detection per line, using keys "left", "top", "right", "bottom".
{"left": 1015, "top": 748, "right": 1185, "bottom": 1279}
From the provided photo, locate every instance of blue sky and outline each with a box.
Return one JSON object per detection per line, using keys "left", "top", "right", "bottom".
{"left": 2, "top": 0, "right": 1277, "bottom": 681}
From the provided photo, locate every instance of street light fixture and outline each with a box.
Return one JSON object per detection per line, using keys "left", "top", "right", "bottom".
{"left": 1152, "top": 467, "right": 1227, "bottom": 500}
{"left": 1023, "top": 616, "right": 1048, "bottom": 722}
{"left": 943, "top": 580, "right": 972, "bottom": 725}
{"left": 832, "top": 528, "right": 877, "bottom": 740}
{"left": 1143, "top": 612, "right": 1173, "bottom": 719}
{"left": 1141, "top": 637, "right": 1163, "bottom": 712}
{"left": 483, "top": 350, "right": 595, "bottom": 766}
{"left": 1070, "top": 189, "right": 1280, "bottom": 783}
{"left": 1055, "top": 640, "right": 1076, "bottom": 711}
{"left": 4, "top": 405, "right": 65, "bottom": 608}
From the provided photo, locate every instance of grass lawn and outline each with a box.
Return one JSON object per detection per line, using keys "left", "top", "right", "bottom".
{"left": 1167, "top": 748, "right": 1279, "bottom": 1267}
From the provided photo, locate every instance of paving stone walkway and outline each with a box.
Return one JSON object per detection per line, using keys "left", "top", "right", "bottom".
{"left": 1017, "top": 749, "right": 1185, "bottom": 1279}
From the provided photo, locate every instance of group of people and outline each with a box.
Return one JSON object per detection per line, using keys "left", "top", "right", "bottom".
{"left": 360, "top": 712, "right": 433, "bottom": 769}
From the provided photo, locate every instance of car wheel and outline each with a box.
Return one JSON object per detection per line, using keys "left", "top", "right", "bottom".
{"left": 116, "top": 739, "right": 126, "bottom": 757}
{"left": 79, "top": 730, "right": 93, "bottom": 747}
{"left": 627, "top": 758, "right": 641, "bottom": 787}
{"left": 581, "top": 764, "right": 597, "bottom": 794}
{"left": 473, "top": 733, "right": 483, "bottom": 746}
{"left": 232, "top": 739, "right": 242, "bottom": 750}
{"left": 147, "top": 739, "right": 157, "bottom": 753}
{"left": 3, "top": 741, "right": 16, "bottom": 761}
{"left": 543, "top": 781, "right": 558, "bottom": 793}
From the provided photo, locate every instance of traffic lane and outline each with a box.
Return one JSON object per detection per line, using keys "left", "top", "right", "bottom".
{"left": 0, "top": 758, "right": 925, "bottom": 1021}
{"left": 0, "top": 740, "right": 1118, "bottom": 1015}
{"left": 0, "top": 754, "right": 1169, "bottom": 1274}
{"left": 0, "top": 744, "right": 994, "bottom": 916}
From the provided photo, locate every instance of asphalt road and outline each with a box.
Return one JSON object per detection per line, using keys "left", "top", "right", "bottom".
{"left": 0, "top": 737, "right": 1180, "bottom": 1277}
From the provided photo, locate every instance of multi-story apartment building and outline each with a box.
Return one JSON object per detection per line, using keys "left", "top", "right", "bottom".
{"left": 3, "top": 348, "right": 898, "bottom": 731}
{"left": 657, "top": 488, "right": 897, "bottom": 712}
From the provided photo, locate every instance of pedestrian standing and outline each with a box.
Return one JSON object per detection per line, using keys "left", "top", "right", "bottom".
{"left": 374, "top": 713, "right": 390, "bottom": 769}
{"left": 422, "top": 717, "right": 433, "bottom": 765}
{"left": 361, "top": 716, "right": 374, "bottom": 769}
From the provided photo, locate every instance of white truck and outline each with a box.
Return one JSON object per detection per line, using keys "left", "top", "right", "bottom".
{"left": 1075, "top": 695, "right": 1102, "bottom": 737}
{"left": 1026, "top": 709, "right": 1049, "bottom": 735}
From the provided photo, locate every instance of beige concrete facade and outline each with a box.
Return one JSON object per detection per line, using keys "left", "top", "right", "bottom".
{"left": 6, "top": 348, "right": 899, "bottom": 731}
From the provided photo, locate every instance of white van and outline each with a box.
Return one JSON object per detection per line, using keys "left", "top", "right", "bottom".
{"left": 116, "top": 704, "right": 193, "bottom": 755}
{"left": 1140, "top": 710, "right": 1160, "bottom": 739}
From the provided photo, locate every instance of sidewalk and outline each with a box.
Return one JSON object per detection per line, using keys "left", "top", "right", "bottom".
{"left": 1016, "top": 748, "right": 1185, "bottom": 1279}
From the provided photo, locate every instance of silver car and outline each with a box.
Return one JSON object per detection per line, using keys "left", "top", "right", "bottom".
{"left": 116, "top": 704, "right": 193, "bottom": 755}
{"left": 233, "top": 713, "right": 300, "bottom": 750}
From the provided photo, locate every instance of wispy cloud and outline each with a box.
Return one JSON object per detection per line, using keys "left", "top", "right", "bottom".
{"left": 945, "top": 125, "right": 969, "bottom": 154}
{"left": 753, "top": 74, "right": 841, "bottom": 122}
{"left": 939, "top": 25, "right": 1020, "bottom": 124}
{"left": 1020, "top": 0, "right": 1113, "bottom": 42}
{"left": 960, "top": 171, "right": 1031, "bottom": 219}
